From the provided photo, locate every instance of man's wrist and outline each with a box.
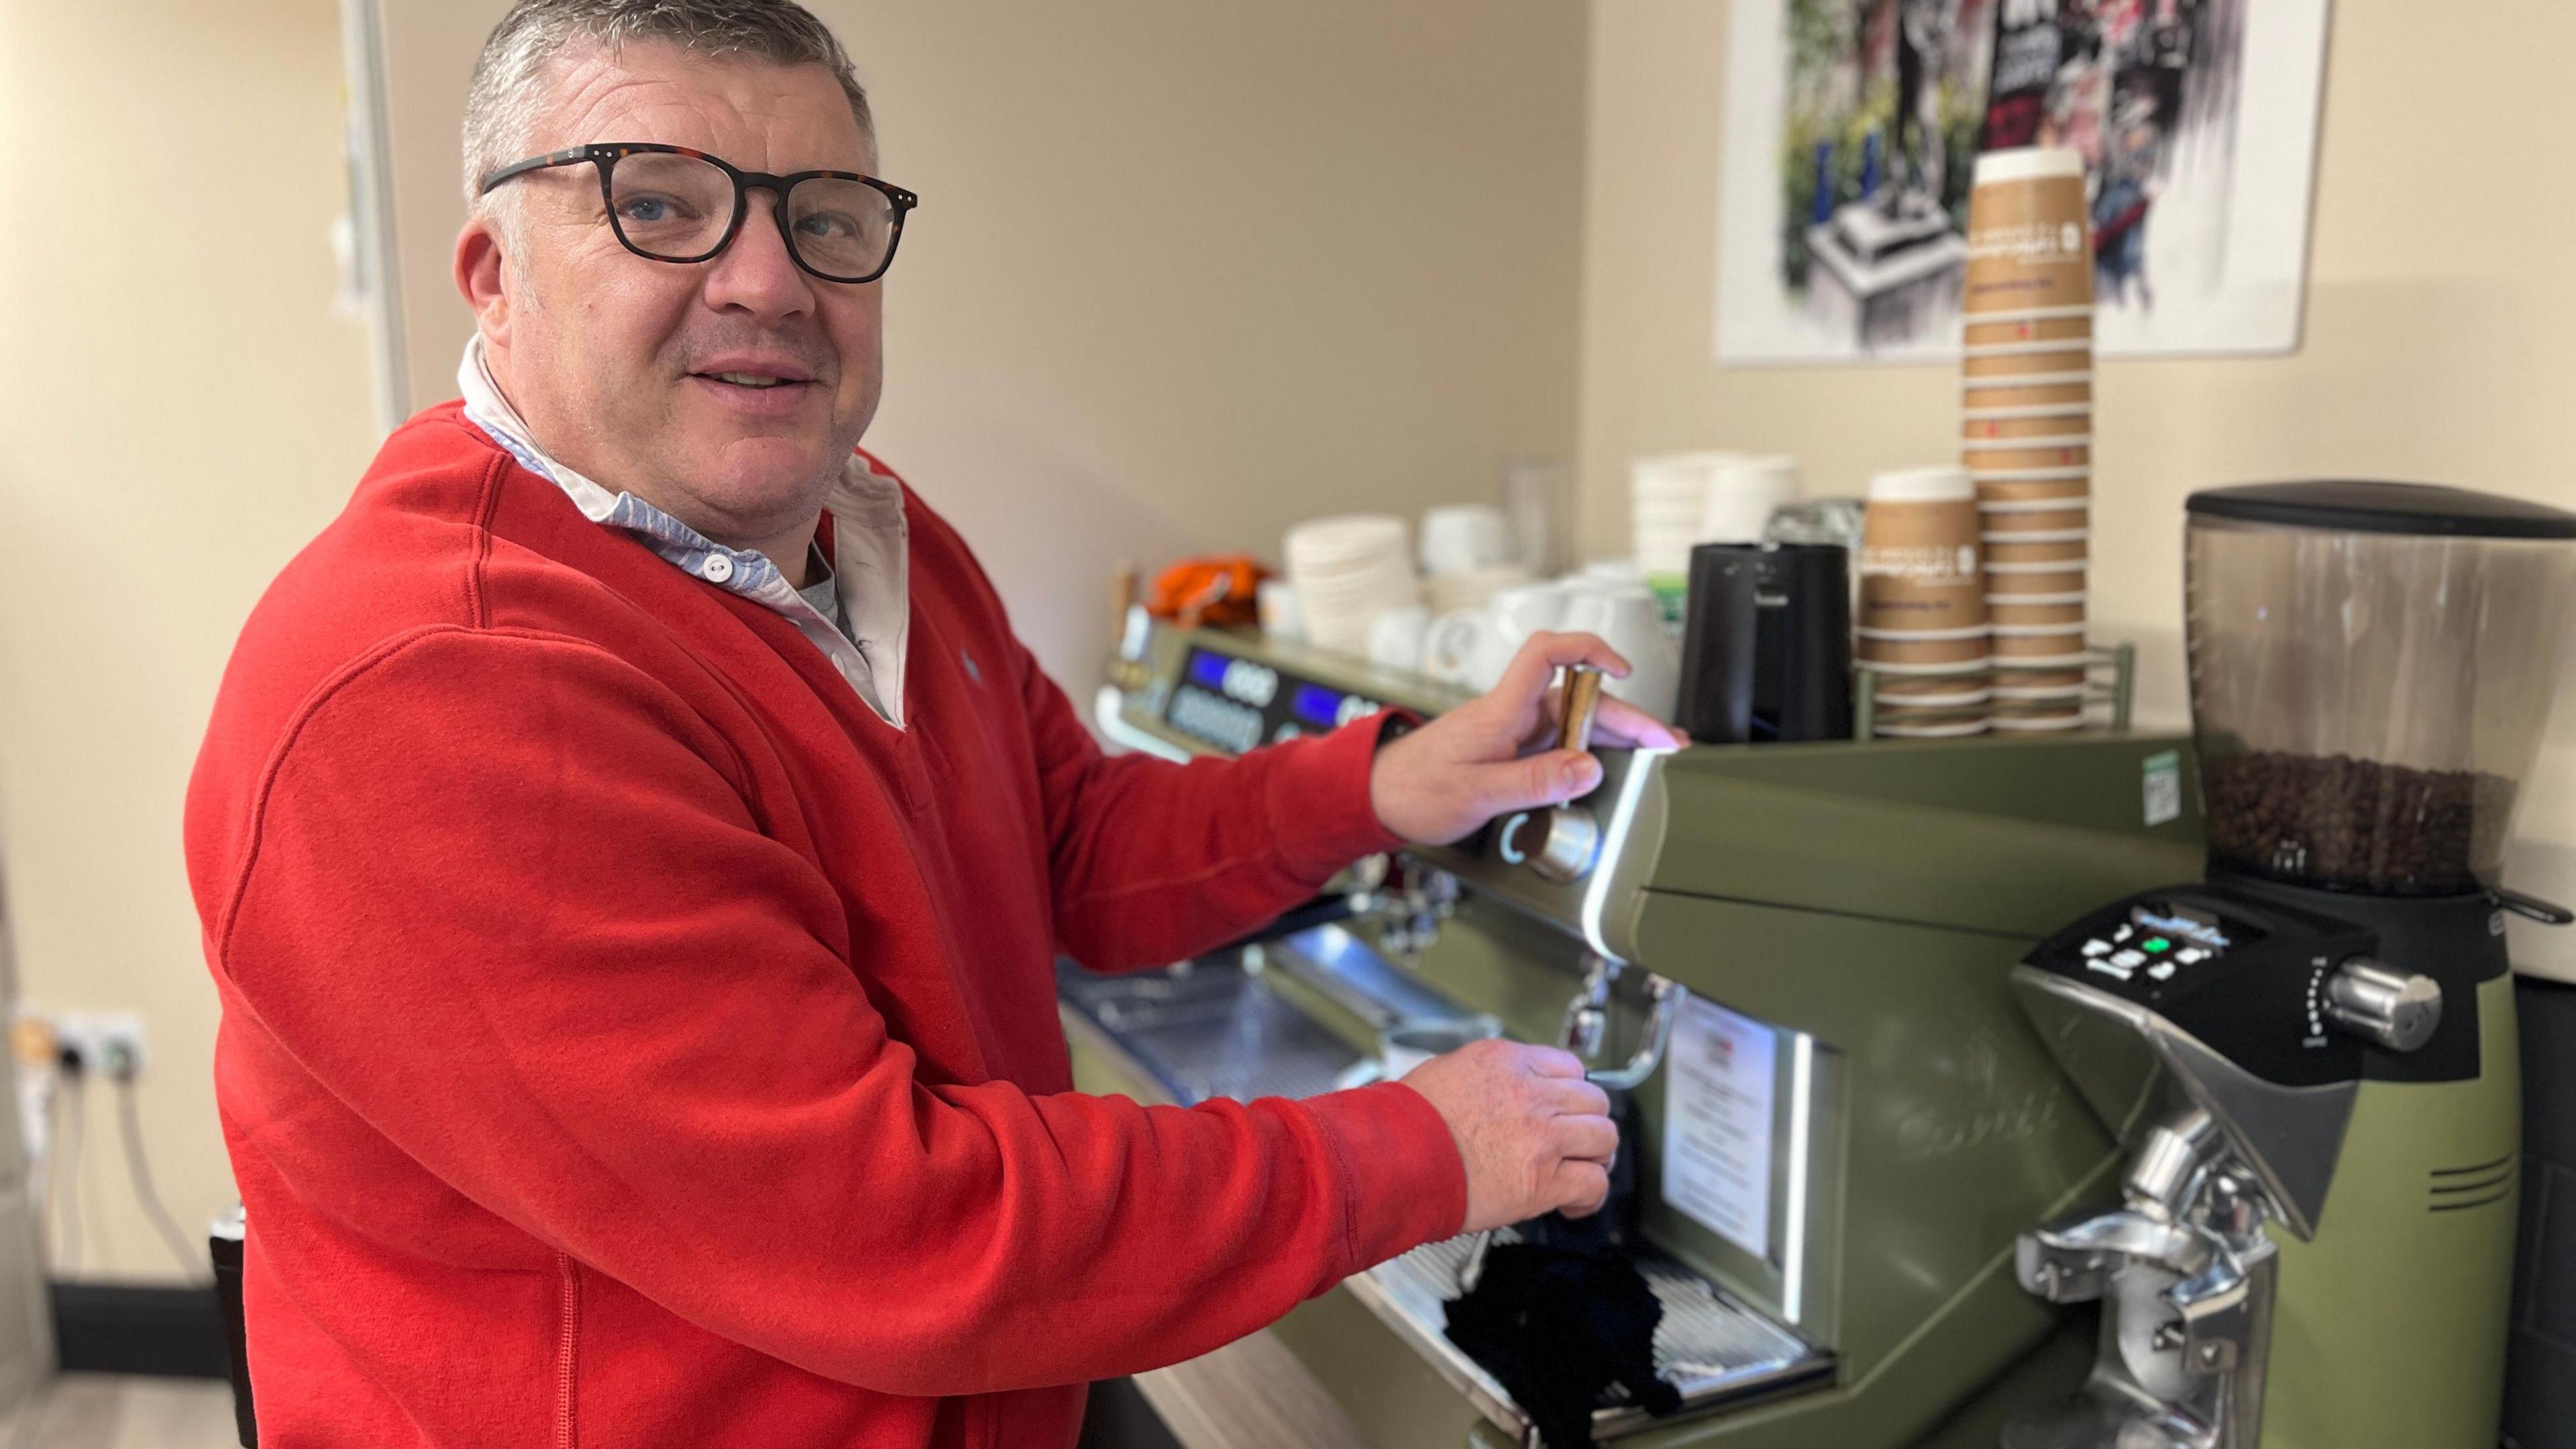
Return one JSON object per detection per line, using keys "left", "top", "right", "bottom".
{"left": 1363, "top": 710, "right": 1426, "bottom": 845}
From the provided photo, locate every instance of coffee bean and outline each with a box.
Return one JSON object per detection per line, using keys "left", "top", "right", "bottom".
{"left": 2201, "top": 750, "right": 2513, "bottom": 894}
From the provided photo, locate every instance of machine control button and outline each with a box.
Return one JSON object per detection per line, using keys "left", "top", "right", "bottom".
{"left": 2088, "top": 961, "right": 2133, "bottom": 981}
{"left": 1220, "top": 659, "right": 1280, "bottom": 708}
{"left": 2324, "top": 958, "right": 2443, "bottom": 1053}
{"left": 2111, "top": 924, "right": 2135, "bottom": 944}
{"left": 2081, "top": 940, "right": 2112, "bottom": 957}
{"left": 2175, "top": 947, "right": 2209, "bottom": 965}
{"left": 2110, "top": 949, "right": 2147, "bottom": 969}
{"left": 2147, "top": 963, "right": 2177, "bottom": 981}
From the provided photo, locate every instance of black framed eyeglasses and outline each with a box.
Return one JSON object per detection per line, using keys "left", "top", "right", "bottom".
{"left": 478, "top": 143, "right": 919, "bottom": 284}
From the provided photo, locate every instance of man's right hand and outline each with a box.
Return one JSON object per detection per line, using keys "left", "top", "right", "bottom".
{"left": 1399, "top": 1040, "right": 1618, "bottom": 1234}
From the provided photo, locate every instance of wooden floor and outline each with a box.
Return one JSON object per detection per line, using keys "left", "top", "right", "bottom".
{"left": 0, "top": 1375, "right": 239, "bottom": 1449}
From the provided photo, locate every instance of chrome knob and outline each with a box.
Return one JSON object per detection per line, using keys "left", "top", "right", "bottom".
{"left": 1526, "top": 808, "right": 1601, "bottom": 884}
{"left": 1510, "top": 663, "right": 1607, "bottom": 884}
{"left": 2324, "top": 959, "right": 2442, "bottom": 1053}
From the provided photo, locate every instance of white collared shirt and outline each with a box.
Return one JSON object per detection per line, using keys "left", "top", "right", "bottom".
{"left": 457, "top": 337, "right": 911, "bottom": 726}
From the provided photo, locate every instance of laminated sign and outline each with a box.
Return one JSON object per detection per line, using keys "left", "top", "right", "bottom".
{"left": 1660, "top": 995, "right": 1778, "bottom": 1260}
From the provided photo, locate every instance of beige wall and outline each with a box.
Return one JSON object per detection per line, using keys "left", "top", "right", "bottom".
{"left": 1578, "top": 0, "right": 2576, "bottom": 975}
{"left": 0, "top": 0, "right": 382, "bottom": 1279}
{"left": 381, "top": 0, "right": 1591, "bottom": 679}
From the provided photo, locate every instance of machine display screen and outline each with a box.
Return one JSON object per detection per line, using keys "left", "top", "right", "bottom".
{"left": 2131, "top": 904, "right": 2261, "bottom": 953}
{"left": 1186, "top": 649, "right": 1232, "bottom": 692}
{"left": 1292, "top": 682, "right": 1350, "bottom": 729}
{"left": 1162, "top": 645, "right": 1383, "bottom": 755}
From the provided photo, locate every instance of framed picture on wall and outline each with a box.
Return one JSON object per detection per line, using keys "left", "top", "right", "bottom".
{"left": 1714, "top": 0, "right": 2330, "bottom": 364}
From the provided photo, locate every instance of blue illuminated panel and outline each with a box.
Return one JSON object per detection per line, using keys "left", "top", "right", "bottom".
{"left": 1292, "top": 682, "right": 1347, "bottom": 728}
{"left": 1187, "top": 649, "right": 1231, "bottom": 690}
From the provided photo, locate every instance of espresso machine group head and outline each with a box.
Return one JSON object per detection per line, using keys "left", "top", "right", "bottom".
{"left": 2006, "top": 482, "right": 2576, "bottom": 1449}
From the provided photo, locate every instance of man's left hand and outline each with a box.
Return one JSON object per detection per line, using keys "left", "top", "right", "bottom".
{"left": 1368, "top": 631, "right": 1684, "bottom": 846}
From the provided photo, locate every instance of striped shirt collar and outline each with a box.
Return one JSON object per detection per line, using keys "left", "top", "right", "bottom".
{"left": 455, "top": 335, "right": 912, "bottom": 726}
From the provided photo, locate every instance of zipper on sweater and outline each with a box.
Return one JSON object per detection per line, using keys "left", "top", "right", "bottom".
{"left": 555, "top": 1252, "right": 582, "bottom": 1449}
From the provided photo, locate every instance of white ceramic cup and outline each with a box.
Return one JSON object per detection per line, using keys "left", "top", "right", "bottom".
{"left": 1367, "top": 604, "right": 1432, "bottom": 675}
{"left": 1491, "top": 580, "right": 1572, "bottom": 648}
{"left": 1560, "top": 585, "right": 1680, "bottom": 722}
{"left": 1419, "top": 504, "right": 1514, "bottom": 578}
{"left": 1422, "top": 608, "right": 1499, "bottom": 687}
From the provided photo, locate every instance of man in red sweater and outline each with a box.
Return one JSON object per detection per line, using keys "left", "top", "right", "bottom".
{"left": 186, "top": 2, "right": 1678, "bottom": 1444}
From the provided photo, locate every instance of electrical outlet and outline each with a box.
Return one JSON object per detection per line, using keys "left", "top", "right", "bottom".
{"left": 51, "top": 1013, "right": 147, "bottom": 1079}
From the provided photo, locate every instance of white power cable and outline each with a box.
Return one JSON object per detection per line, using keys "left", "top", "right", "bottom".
{"left": 113, "top": 1077, "right": 205, "bottom": 1282}
{"left": 50, "top": 1075, "right": 80, "bottom": 1277}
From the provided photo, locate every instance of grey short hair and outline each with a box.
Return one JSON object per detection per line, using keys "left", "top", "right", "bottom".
{"left": 461, "top": 0, "right": 875, "bottom": 209}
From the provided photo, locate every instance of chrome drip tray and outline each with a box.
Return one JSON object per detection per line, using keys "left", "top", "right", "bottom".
{"left": 1056, "top": 953, "right": 1366, "bottom": 1105}
{"left": 1352, "top": 1231, "right": 1833, "bottom": 1442}
{"left": 1059, "top": 940, "right": 1835, "bottom": 1442}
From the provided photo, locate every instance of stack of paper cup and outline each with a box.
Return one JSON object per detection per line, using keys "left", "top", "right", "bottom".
{"left": 1962, "top": 147, "right": 2092, "bottom": 733}
{"left": 1855, "top": 466, "right": 1988, "bottom": 737}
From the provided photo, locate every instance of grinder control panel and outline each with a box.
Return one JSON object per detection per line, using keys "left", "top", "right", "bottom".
{"left": 2025, "top": 884, "right": 2399, "bottom": 1087}
{"left": 2061, "top": 901, "right": 2253, "bottom": 984}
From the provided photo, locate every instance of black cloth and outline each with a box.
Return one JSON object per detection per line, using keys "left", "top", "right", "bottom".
{"left": 1439, "top": 1096, "right": 1680, "bottom": 1449}
{"left": 1442, "top": 1238, "right": 1680, "bottom": 1449}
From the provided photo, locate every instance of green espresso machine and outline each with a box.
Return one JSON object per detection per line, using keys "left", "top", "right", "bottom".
{"left": 1085, "top": 632, "right": 2202, "bottom": 1445}
{"left": 1071, "top": 480, "right": 2574, "bottom": 1448}
{"left": 2004, "top": 482, "right": 2576, "bottom": 1449}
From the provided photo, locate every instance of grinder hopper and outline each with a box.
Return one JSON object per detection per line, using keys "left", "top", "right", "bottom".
{"left": 2186, "top": 480, "right": 2576, "bottom": 896}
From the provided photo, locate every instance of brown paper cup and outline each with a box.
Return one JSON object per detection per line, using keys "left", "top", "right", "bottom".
{"left": 1980, "top": 506, "right": 2090, "bottom": 535}
{"left": 1994, "top": 668, "right": 2089, "bottom": 700}
{"left": 1963, "top": 413, "right": 2093, "bottom": 441}
{"left": 1988, "top": 600, "right": 2086, "bottom": 628}
{"left": 1860, "top": 484, "right": 1986, "bottom": 634}
{"left": 1964, "top": 315, "right": 2093, "bottom": 347}
{"left": 1962, "top": 348, "right": 2092, "bottom": 380}
{"left": 1856, "top": 658, "right": 1992, "bottom": 686}
{"left": 1986, "top": 536, "right": 2090, "bottom": 565}
{"left": 1963, "top": 380, "right": 2093, "bottom": 409}
{"left": 1964, "top": 443, "right": 2090, "bottom": 472}
{"left": 1975, "top": 474, "right": 2092, "bottom": 503}
{"left": 1856, "top": 631, "right": 1990, "bottom": 667}
{"left": 1994, "top": 629, "right": 2092, "bottom": 665}
{"left": 1965, "top": 149, "right": 2094, "bottom": 315}
{"left": 1875, "top": 713, "right": 1992, "bottom": 739}
{"left": 1985, "top": 569, "right": 2088, "bottom": 598}
{"left": 1990, "top": 706, "right": 2086, "bottom": 732}
{"left": 1876, "top": 676, "right": 1994, "bottom": 706}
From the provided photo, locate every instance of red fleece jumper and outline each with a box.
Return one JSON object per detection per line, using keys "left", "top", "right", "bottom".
{"left": 184, "top": 402, "right": 1466, "bottom": 1448}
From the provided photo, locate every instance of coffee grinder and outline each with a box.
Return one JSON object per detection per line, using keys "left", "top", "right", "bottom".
{"left": 2006, "top": 482, "right": 2576, "bottom": 1449}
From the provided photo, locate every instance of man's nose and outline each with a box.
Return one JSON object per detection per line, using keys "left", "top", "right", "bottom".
{"left": 702, "top": 192, "right": 816, "bottom": 321}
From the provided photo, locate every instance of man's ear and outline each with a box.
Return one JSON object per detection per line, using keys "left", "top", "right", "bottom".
{"left": 455, "top": 213, "right": 512, "bottom": 344}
